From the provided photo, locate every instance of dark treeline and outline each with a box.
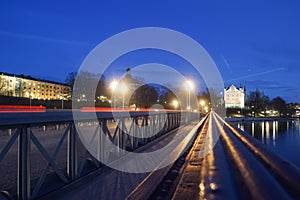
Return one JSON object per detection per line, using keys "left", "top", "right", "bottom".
{"left": 65, "top": 71, "right": 214, "bottom": 110}
{"left": 66, "top": 70, "right": 182, "bottom": 109}
{"left": 227, "top": 89, "right": 295, "bottom": 117}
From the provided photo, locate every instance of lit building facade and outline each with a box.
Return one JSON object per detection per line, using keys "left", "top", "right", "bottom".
{"left": 0, "top": 72, "right": 71, "bottom": 100}
{"left": 224, "top": 84, "right": 246, "bottom": 108}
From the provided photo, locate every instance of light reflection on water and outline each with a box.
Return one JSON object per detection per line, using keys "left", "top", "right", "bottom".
{"left": 233, "top": 119, "right": 300, "bottom": 168}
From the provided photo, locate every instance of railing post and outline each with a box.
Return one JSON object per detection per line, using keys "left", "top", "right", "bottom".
{"left": 143, "top": 116, "right": 148, "bottom": 143}
{"left": 171, "top": 113, "right": 174, "bottom": 129}
{"left": 98, "top": 120, "right": 105, "bottom": 163}
{"left": 134, "top": 117, "right": 139, "bottom": 148}
{"left": 129, "top": 118, "right": 135, "bottom": 149}
{"left": 140, "top": 117, "right": 144, "bottom": 145}
{"left": 159, "top": 114, "right": 164, "bottom": 135}
{"left": 185, "top": 112, "right": 190, "bottom": 125}
{"left": 120, "top": 119, "right": 124, "bottom": 153}
{"left": 17, "top": 127, "right": 31, "bottom": 200}
{"left": 67, "top": 123, "right": 78, "bottom": 180}
{"left": 117, "top": 119, "right": 121, "bottom": 155}
{"left": 166, "top": 114, "right": 170, "bottom": 132}
{"left": 150, "top": 116, "right": 154, "bottom": 139}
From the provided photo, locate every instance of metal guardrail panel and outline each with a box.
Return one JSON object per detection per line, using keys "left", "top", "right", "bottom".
{"left": 0, "top": 111, "right": 198, "bottom": 200}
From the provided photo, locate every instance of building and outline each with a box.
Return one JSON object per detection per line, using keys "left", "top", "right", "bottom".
{"left": 110, "top": 68, "right": 142, "bottom": 108}
{"left": 224, "top": 84, "right": 246, "bottom": 108}
{"left": 0, "top": 72, "right": 71, "bottom": 100}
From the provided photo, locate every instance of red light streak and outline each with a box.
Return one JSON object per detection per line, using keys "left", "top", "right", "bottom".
{"left": 0, "top": 105, "right": 46, "bottom": 113}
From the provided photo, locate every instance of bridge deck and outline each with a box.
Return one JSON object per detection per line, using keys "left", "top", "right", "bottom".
{"left": 40, "top": 121, "right": 202, "bottom": 200}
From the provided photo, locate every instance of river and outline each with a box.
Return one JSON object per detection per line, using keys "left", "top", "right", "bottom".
{"left": 232, "top": 119, "right": 300, "bottom": 168}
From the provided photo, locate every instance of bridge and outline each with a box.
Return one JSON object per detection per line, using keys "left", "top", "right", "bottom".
{"left": 0, "top": 110, "right": 300, "bottom": 200}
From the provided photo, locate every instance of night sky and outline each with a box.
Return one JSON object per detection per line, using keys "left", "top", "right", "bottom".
{"left": 0, "top": 1, "right": 299, "bottom": 102}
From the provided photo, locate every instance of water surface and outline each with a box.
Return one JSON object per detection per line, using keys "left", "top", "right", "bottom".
{"left": 232, "top": 120, "right": 300, "bottom": 168}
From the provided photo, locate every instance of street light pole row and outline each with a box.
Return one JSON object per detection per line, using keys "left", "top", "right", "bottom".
{"left": 109, "top": 78, "right": 209, "bottom": 113}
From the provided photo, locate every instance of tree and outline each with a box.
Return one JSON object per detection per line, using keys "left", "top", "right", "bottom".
{"left": 130, "top": 84, "right": 159, "bottom": 108}
{"left": 197, "top": 90, "right": 210, "bottom": 103}
{"left": 261, "top": 95, "right": 270, "bottom": 116}
{"left": 65, "top": 72, "right": 77, "bottom": 88}
{"left": 271, "top": 97, "right": 286, "bottom": 116}
{"left": 95, "top": 75, "right": 107, "bottom": 98}
{"left": 247, "top": 89, "right": 270, "bottom": 117}
{"left": 72, "top": 71, "right": 107, "bottom": 104}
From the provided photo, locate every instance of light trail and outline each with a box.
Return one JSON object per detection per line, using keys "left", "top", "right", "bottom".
{"left": 0, "top": 105, "right": 46, "bottom": 113}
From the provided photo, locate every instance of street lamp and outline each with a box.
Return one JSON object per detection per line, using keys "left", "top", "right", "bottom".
{"left": 200, "top": 100, "right": 205, "bottom": 113}
{"left": 172, "top": 100, "right": 179, "bottom": 110}
{"left": 29, "top": 93, "right": 32, "bottom": 108}
{"left": 28, "top": 83, "right": 32, "bottom": 108}
{"left": 204, "top": 106, "right": 208, "bottom": 113}
{"left": 185, "top": 80, "right": 194, "bottom": 110}
{"left": 57, "top": 94, "right": 64, "bottom": 109}
{"left": 29, "top": 91, "right": 34, "bottom": 108}
{"left": 110, "top": 80, "right": 118, "bottom": 108}
{"left": 60, "top": 96, "right": 64, "bottom": 109}
{"left": 120, "top": 83, "right": 127, "bottom": 109}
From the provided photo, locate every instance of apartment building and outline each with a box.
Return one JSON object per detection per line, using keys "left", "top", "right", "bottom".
{"left": 224, "top": 84, "right": 246, "bottom": 108}
{"left": 0, "top": 72, "right": 71, "bottom": 100}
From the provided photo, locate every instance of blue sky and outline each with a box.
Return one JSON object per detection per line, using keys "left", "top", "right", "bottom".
{"left": 0, "top": 0, "right": 299, "bottom": 102}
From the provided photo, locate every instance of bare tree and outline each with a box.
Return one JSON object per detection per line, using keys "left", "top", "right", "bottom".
{"left": 65, "top": 72, "right": 77, "bottom": 88}
{"left": 247, "top": 89, "right": 270, "bottom": 117}
{"left": 0, "top": 76, "right": 7, "bottom": 95}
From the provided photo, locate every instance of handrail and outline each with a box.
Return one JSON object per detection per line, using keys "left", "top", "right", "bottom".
{"left": 213, "top": 112, "right": 300, "bottom": 199}
{"left": 0, "top": 110, "right": 186, "bottom": 127}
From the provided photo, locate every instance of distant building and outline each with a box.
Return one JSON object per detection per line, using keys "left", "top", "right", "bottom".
{"left": 122, "top": 68, "right": 141, "bottom": 89}
{"left": 224, "top": 84, "right": 246, "bottom": 108}
{"left": 0, "top": 72, "right": 71, "bottom": 100}
{"left": 116, "top": 68, "right": 142, "bottom": 108}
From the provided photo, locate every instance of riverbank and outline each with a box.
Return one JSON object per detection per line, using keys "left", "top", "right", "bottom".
{"left": 225, "top": 116, "right": 299, "bottom": 122}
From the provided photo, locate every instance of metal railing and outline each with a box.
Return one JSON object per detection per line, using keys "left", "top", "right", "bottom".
{"left": 0, "top": 111, "right": 199, "bottom": 199}
{"left": 171, "top": 112, "right": 300, "bottom": 199}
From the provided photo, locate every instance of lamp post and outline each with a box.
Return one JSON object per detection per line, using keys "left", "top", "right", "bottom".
{"left": 29, "top": 95, "right": 32, "bottom": 108}
{"left": 120, "top": 83, "right": 127, "bottom": 109}
{"left": 185, "top": 80, "right": 194, "bottom": 110}
{"left": 29, "top": 83, "right": 32, "bottom": 108}
{"left": 110, "top": 80, "right": 118, "bottom": 109}
{"left": 200, "top": 100, "right": 205, "bottom": 113}
{"left": 29, "top": 89, "right": 32, "bottom": 109}
{"left": 61, "top": 97, "right": 64, "bottom": 109}
{"left": 173, "top": 100, "right": 179, "bottom": 110}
